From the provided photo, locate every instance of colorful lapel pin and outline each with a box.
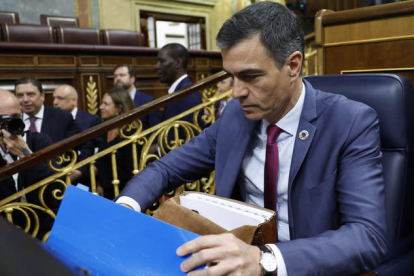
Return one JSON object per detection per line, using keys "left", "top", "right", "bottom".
{"left": 299, "top": 130, "right": 309, "bottom": 140}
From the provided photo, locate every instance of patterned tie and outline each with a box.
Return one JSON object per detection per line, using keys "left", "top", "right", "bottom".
{"left": 264, "top": 124, "right": 282, "bottom": 211}
{"left": 29, "top": 116, "right": 37, "bottom": 132}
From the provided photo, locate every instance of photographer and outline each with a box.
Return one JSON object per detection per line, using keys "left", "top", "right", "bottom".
{"left": 0, "top": 89, "right": 55, "bottom": 238}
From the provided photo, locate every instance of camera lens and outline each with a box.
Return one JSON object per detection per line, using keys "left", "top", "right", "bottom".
{"left": 6, "top": 118, "right": 25, "bottom": 136}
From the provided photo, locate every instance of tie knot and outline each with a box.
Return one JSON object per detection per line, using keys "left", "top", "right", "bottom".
{"left": 266, "top": 124, "right": 281, "bottom": 144}
{"left": 29, "top": 116, "right": 36, "bottom": 123}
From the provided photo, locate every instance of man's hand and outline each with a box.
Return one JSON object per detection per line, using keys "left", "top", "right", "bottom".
{"left": 69, "top": 169, "right": 83, "bottom": 183}
{"left": 176, "top": 233, "right": 262, "bottom": 276}
{"left": 0, "top": 129, "right": 32, "bottom": 158}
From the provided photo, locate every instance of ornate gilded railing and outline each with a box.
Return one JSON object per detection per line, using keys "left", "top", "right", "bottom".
{"left": 0, "top": 71, "right": 230, "bottom": 241}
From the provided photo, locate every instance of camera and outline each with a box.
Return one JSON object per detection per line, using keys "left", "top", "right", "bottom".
{"left": 0, "top": 115, "right": 25, "bottom": 136}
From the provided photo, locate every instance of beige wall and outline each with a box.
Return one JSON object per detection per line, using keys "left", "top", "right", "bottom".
{"left": 98, "top": 0, "right": 285, "bottom": 49}
{"left": 99, "top": 0, "right": 133, "bottom": 30}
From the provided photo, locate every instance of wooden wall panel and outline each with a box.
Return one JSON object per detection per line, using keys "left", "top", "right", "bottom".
{"left": 324, "top": 15, "right": 414, "bottom": 45}
{"left": 324, "top": 40, "right": 414, "bottom": 75}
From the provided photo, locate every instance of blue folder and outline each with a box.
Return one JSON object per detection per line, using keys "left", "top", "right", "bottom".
{"left": 46, "top": 185, "right": 201, "bottom": 276}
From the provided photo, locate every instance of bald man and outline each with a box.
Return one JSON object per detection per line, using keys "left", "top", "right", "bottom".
{"left": 53, "top": 85, "right": 101, "bottom": 148}
{"left": 0, "top": 89, "right": 56, "bottom": 237}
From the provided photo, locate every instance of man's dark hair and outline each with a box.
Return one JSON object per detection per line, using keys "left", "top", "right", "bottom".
{"left": 114, "top": 64, "right": 137, "bottom": 78}
{"left": 161, "top": 43, "right": 190, "bottom": 71}
{"left": 216, "top": 2, "right": 305, "bottom": 69}
{"left": 15, "top": 77, "right": 43, "bottom": 94}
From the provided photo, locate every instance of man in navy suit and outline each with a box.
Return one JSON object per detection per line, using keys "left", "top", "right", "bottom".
{"left": 113, "top": 64, "right": 161, "bottom": 130}
{"left": 15, "top": 78, "right": 91, "bottom": 184}
{"left": 118, "top": 2, "right": 387, "bottom": 275}
{"left": 155, "top": 43, "right": 203, "bottom": 125}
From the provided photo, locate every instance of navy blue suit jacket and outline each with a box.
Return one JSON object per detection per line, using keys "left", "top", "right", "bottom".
{"left": 121, "top": 80, "right": 388, "bottom": 275}
{"left": 162, "top": 76, "right": 202, "bottom": 124}
{"left": 75, "top": 109, "right": 102, "bottom": 148}
{"left": 133, "top": 88, "right": 161, "bottom": 130}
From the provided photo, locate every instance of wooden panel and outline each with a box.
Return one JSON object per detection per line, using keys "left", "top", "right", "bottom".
{"left": 211, "top": 58, "right": 223, "bottom": 68}
{"left": 188, "top": 58, "right": 195, "bottom": 68}
{"left": 0, "top": 55, "right": 35, "bottom": 66}
{"left": 324, "top": 40, "right": 414, "bottom": 74}
{"left": 195, "top": 57, "right": 209, "bottom": 68}
{"left": 101, "top": 56, "right": 134, "bottom": 66}
{"left": 37, "top": 56, "right": 77, "bottom": 67}
{"left": 79, "top": 56, "right": 100, "bottom": 66}
{"left": 324, "top": 15, "right": 414, "bottom": 45}
{"left": 135, "top": 56, "right": 157, "bottom": 67}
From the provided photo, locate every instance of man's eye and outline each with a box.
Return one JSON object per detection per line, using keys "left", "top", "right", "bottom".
{"left": 243, "top": 75, "right": 257, "bottom": 80}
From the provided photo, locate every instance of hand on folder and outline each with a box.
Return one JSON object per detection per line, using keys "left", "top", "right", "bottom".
{"left": 177, "top": 233, "right": 263, "bottom": 276}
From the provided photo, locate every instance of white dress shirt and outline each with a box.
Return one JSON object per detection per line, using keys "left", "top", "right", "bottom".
{"left": 71, "top": 107, "right": 78, "bottom": 120}
{"left": 130, "top": 87, "right": 137, "bottom": 101}
{"left": 23, "top": 105, "right": 45, "bottom": 132}
{"left": 168, "top": 74, "right": 188, "bottom": 94}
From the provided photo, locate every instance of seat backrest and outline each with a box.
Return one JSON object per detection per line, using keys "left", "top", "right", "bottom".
{"left": 0, "top": 11, "right": 19, "bottom": 24}
{"left": 55, "top": 26, "right": 101, "bottom": 45}
{"left": 40, "top": 14, "right": 79, "bottom": 27}
{"left": 1, "top": 24, "right": 54, "bottom": 43}
{"left": 305, "top": 73, "right": 414, "bottom": 248}
{"left": 101, "top": 29, "right": 142, "bottom": 47}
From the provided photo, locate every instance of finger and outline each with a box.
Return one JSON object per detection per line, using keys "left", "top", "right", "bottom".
{"left": 177, "top": 233, "right": 235, "bottom": 256}
{"left": 180, "top": 246, "right": 227, "bottom": 273}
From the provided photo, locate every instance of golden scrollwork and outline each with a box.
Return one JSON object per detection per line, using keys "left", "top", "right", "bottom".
{"left": 0, "top": 202, "right": 56, "bottom": 241}
{"left": 86, "top": 76, "right": 98, "bottom": 115}
{"left": 201, "top": 85, "right": 219, "bottom": 102}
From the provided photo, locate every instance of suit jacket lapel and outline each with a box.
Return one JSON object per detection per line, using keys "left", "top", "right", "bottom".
{"left": 40, "top": 105, "right": 50, "bottom": 134}
{"left": 217, "top": 117, "right": 258, "bottom": 197}
{"left": 289, "top": 80, "right": 318, "bottom": 187}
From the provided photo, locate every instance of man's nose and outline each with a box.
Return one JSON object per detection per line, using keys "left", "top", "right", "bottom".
{"left": 231, "top": 78, "right": 248, "bottom": 99}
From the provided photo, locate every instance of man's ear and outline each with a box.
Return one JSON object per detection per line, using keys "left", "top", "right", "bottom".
{"left": 286, "top": 51, "right": 303, "bottom": 78}
{"left": 175, "top": 58, "right": 183, "bottom": 70}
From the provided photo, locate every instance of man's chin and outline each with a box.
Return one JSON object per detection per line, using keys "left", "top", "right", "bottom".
{"left": 243, "top": 112, "right": 262, "bottom": 121}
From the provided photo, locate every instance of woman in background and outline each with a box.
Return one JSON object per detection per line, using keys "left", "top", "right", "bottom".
{"left": 96, "top": 86, "right": 137, "bottom": 199}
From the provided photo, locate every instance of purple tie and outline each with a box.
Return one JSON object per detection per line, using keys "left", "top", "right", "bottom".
{"left": 264, "top": 124, "right": 282, "bottom": 211}
{"left": 29, "top": 116, "right": 37, "bottom": 132}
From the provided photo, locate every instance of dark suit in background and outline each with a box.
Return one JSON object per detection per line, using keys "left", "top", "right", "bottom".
{"left": 162, "top": 76, "right": 204, "bottom": 144}
{"left": 41, "top": 105, "right": 94, "bottom": 182}
{"left": 162, "top": 76, "right": 202, "bottom": 124}
{"left": 75, "top": 109, "right": 102, "bottom": 149}
{"left": 133, "top": 89, "right": 161, "bottom": 131}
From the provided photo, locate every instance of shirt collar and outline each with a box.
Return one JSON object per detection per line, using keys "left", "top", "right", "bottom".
{"left": 168, "top": 74, "right": 188, "bottom": 94}
{"left": 130, "top": 87, "right": 137, "bottom": 100}
{"left": 23, "top": 104, "right": 45, "bottom": 121}
{"left": 71, "top": 107, "right": 78, "bottom": 119}
{"left": 262, "top": 82, "right": 306, "bottom": 137}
